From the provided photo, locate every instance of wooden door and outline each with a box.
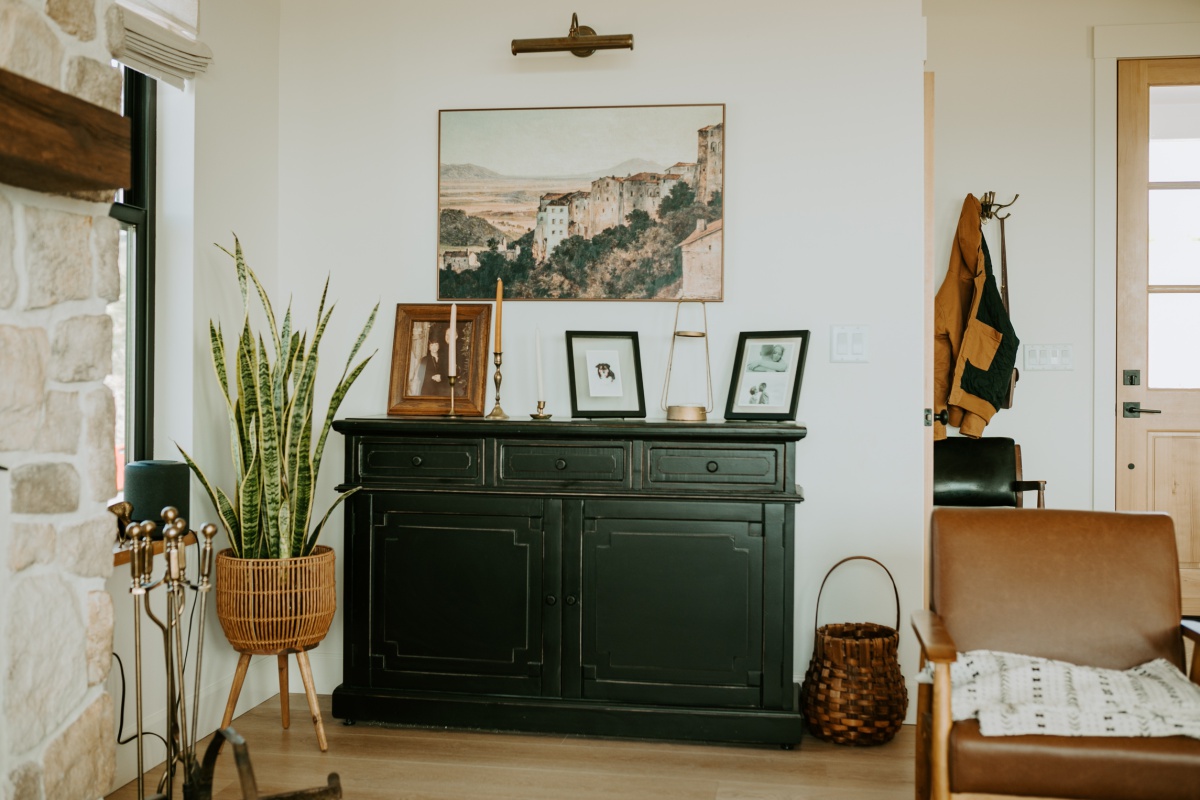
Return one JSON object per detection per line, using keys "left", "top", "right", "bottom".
{"left": 1116, "top": 58, "right": 1200, "bottom": 615}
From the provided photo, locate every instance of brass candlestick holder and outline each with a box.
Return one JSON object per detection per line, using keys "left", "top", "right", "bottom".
{"left": 530, "top": 400, "right": 552, "bottom": 420}
{"left": 447, "top": 375, "right": 459, "bottom": 417}
{"left": 486, "top": 352, "right": 509, "bottom": 419}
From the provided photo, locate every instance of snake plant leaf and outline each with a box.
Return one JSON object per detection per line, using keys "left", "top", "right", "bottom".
{"left": 232, "top": 236, "right": 281, "bottom": 359}
{"left": 237, "top": 438, "right": 261, "bottom": 558}
{"left": 312, "top": 302, "right": 378, "bottom": 471}
{"left": 235, "top": 319, "right": 259, "bottom": 476}
{"left": 289, "top": 424, "right": 314, "bottom": 558}
{"left": 176, "top": 444, "right": 242, "bottom": 556}
{"left": 304, "top": 486, "right": 361, "bottom": 556}
{"left": 256, "top": 336, "right": 283, "bottom": 559}
{"left": 209, "top": 321, "right": 243, "bottom": 475}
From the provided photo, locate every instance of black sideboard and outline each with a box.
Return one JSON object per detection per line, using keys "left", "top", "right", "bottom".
{"left": 330, "top": 416, "right": 807, "bottom": 746}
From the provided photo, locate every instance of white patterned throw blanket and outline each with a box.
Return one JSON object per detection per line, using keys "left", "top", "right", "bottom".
{"left": 927, "top": 650, "right": 1200, "bottom": 738}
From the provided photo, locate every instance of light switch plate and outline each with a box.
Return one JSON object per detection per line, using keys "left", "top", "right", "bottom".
{"left": 1024, "top": 344, "right": 1073, "bottom": 371}
{"left": 831, "top": 325, "right": 868, "bottom": 363}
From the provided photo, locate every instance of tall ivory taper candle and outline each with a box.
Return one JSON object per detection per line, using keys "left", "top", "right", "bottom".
{"left": 495, "top": 278, "right": 503, "bottom": 351}
{"left": 448, "top": 303, "right": 457, "bottom": 376}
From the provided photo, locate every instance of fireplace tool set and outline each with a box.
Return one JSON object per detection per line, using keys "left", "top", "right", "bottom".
{"left": 117, "top": 506, "right": 343, "bottom": 800}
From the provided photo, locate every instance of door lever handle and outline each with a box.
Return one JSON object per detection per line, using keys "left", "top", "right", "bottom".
{"left": 1123, "top": 402, "right": 1162, "bottom": 418}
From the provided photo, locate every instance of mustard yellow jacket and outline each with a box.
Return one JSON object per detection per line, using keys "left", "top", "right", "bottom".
{"left": 933, "top": 195, "right": 1019, "bottom": 440}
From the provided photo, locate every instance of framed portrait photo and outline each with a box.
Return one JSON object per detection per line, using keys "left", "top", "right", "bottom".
{"left": 724, "top": 330, "right": 810, "bottom": 421}
{"left": 565, "top": 331, "right": 646, "bottom": 419}
{"left": 387, "top": 303, "right": 491, "bottom": 416}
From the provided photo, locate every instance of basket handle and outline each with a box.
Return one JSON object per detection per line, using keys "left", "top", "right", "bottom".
{"left": 813, "top": 555, "right": 900, "bottom": 633}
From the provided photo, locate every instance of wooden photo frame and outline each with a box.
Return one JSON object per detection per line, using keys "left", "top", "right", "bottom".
{"left": 565, "top": 331, "right": 647, "bottom": 419}
{"left": 387, "top": 304, "right": 491, "bottom": 416}
{"left": 724, "top": 330, "right": 810, "bottom": 421}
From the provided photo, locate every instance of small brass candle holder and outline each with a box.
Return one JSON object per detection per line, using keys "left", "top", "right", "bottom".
{"left": 446, "top": 375, "right": 459, "bottom": 417}
{"left": 530, "top": 401, "right": 552, "bottom": 420}
{"left": 486, "top": 352, "right": 509, "bottom": 419}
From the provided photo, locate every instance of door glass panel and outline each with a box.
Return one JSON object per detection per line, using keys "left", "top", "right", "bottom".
{"left": 1148, "top": 293, "right": 1200, "bottom": 388}
{"left": 1148, "top": 189, "right": 1200, "bottom": 285}
{"left": 1150, "top": 85, "right": 1200, "bottom": 182}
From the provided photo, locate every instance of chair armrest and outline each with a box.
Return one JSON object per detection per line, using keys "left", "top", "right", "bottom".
{"left": 1185, "top": 620, "right": 1200, "bottom": 685}
{"left": 1013, "top": 480, "right": 1047, "bottom": 509}
{"left": 912, "top": 609, "right": 958, "bottom": 663}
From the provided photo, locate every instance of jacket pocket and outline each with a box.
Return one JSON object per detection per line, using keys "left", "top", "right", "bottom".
{"left": 961, "top": 320, "right": 1002, "bottom": 371}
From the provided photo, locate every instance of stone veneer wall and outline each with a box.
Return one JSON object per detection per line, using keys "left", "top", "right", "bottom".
{"left": 0, "top": 1, "right": 126, "bottom": 798}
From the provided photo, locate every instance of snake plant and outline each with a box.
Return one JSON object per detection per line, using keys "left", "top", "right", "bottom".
{"left": 179, "top": 236, "right": 378, "bottom": 559}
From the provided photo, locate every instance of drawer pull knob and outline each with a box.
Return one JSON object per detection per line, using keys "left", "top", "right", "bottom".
{"left": 555, "top": 459, "right": 568, "bottom": 471}
{"left": 566, "top": 595, "right": 577, "bottom": 606}
{"left": 411, "top": 456, "right": 423, "bottom": 467}
{"left": 706, "top": 461, "right": 720, "bottom": 473}
{"left": 545, "top": 594, "right": 557, "bottom": 606}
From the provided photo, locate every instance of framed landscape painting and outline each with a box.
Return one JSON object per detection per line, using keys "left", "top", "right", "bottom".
{"left": 438, "top": 104, "right": 725, "bottom": 302}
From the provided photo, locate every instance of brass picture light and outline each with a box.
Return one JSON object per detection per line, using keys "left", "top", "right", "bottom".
{"left": 512, "top": 13, "right": 633, "bottom": 57}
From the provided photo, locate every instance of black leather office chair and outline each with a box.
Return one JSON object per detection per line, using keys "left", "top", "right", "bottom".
{"left": 933, "top": 436, "right": 1045, "bottom": 508}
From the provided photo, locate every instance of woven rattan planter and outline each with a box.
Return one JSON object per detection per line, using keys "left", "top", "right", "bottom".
{"left": 215, "top": 546, "right": 336, "bottom": 655}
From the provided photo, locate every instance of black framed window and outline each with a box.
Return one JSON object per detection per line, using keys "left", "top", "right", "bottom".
{"left": 107, "top": 68, "right": 157, "bottom": 466}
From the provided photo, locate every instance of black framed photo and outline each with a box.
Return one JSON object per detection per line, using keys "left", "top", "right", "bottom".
{"left": 565, "top": 331, "right": 647, "bottom": 418}
{"left": 724, "top": 330, "right": 810, "bottom": 421}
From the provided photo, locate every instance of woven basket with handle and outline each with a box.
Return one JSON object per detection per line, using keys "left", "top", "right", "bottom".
{"left": 215, "top": 546, "right": 336, "bottom": 654}
{"left": 800, "top": 556, "right": 908, "bottom": 746}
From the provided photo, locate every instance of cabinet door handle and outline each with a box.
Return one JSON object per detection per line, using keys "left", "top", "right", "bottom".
{"left": 706, "top": 460, "right": 720, "bottom": 473}
{"left": 411, "top": 456, "right": 423, "bottom": 467}
{"left": 545, "top": 594, "right": 557, "bottom": 605}
{"left": 565, "top": 595, "right": 577, "bottom": 606}
{"left": 554, "top": 459, "right": 568, "bottom": 471}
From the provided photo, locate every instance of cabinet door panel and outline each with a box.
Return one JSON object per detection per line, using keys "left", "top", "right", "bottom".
{"left": 579, "top": 502, "right": 764, "bottom": 707}
{"left": 369, "top": 495, "right": 550, "bottom": 696}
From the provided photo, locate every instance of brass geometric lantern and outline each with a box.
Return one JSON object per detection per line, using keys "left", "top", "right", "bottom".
{"left": 660, "top": 300, "right": 713, "bottom": 422}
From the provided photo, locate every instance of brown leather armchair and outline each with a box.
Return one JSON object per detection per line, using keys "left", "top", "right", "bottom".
{"left": 913, "top": 508, "right": 1200, "bottom": 800}
{"left": 933, "top": 437, "right": 1046, "bottom": 508}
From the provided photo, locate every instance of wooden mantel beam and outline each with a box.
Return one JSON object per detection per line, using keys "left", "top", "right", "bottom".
{"left": 0, "top": 66, "right": 131, "bottom": 195}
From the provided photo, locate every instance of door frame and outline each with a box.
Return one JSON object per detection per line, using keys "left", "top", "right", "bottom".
{"left": 1092, "top": 24, "right": 1200, "bottom": 509}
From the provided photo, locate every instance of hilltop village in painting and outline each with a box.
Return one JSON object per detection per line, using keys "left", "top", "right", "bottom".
{"left": 437, "top": 105, "right": 724, "bottom": 301}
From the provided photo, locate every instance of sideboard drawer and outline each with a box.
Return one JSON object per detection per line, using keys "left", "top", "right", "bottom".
{"left": 358, "top": 438, "right": 483, "bottom": 484}
{"left": 498, "top": 441, "right": 628, "bottom": 487}
{"left": 645, "top": 444, "right": 783, "bottom": 491}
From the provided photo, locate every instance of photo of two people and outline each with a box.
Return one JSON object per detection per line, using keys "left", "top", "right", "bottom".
{"left": 743, "top": 343, "right": 790, "bottom": 407}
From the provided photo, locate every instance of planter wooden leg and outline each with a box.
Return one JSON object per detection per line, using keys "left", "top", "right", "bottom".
{"left": 278, "top": 653, "right": 290, "bottom": 729}
{"left": 222, "top": 653, "right": 252, "bottom": 728}
{"left": 296, "top": 650, "right": 327, "bottom": 752}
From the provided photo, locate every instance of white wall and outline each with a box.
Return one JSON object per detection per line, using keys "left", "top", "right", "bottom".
{"left": 270, "top": 0, "right": 928, "bottom": 701}
{"left": 926, "top": 0, "right": 1200, "bottom": 510}
{"left": 139, "top": 2, "right": 935, "bottom": 775}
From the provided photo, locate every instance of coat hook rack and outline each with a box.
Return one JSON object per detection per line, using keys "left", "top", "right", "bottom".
{"left": 512, "top": 13, "right": 634, "bottom": 57}
{"left": 979, "top": 191, "right": 1018, "bottom": 222}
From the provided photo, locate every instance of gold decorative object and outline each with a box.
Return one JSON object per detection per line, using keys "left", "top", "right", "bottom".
{"left": 660, "top": 300, "right": 713, "bottom": 422}
{"left": 486, "top": 352, "right": 509, "bottom": 419}
{"left": 122, "top": 507, "right": 219, "bottom": 799}
{"left": 512, "top": 13, "right": 633, "bottom": 57}
{"left": 530, "top": 400, "right": 552, "bottom": 420}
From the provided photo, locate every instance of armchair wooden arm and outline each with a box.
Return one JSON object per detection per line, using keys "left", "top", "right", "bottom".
{"left": 912, "top": 609, "right": 957, "bottom": 663}
{"left": 1185, "top": 620, "right": 1200, "bottom": 684}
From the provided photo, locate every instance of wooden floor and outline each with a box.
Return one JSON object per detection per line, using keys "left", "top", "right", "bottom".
{"left": 106, "top": 694, "right": 914, "bottom": 800}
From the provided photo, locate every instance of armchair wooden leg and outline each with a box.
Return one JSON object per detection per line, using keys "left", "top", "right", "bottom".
{"left": 296, "top": 649, "right": 328, "bottom": 752}
{"left": 221, "top": 652, "right": 252, "bottom": 728}
{"left": 278, "top": 653, "right": 290, "bottom": 729}
{"left": 931, "top": 662, "right": 952, "bottom": 800}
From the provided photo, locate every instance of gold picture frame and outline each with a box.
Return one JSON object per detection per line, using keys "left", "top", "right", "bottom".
{"left": 387, "top": 304, "right": 492, "bottom": 416}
